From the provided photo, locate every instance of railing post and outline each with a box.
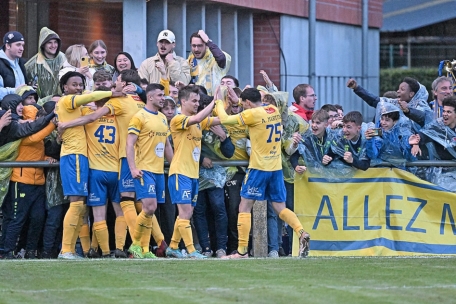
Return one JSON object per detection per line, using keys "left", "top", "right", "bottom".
{"left": 252, "top": 200, "right": 268, "bottom": 257}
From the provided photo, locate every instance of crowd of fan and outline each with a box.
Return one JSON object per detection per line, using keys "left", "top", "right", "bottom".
{"left": 0, "top": 26, "right": 454, "bottom": 260}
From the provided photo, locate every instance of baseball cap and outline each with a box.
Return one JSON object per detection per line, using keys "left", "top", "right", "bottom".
{"left": 157, "top": 30, "right": 175, "bottom": 43}
{"left": 2, "top": 31, "right": 24, "bottom": 48}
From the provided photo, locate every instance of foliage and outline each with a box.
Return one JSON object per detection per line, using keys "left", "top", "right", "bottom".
{"left": 380, "top": 68, "right": 439, "bottom": 102}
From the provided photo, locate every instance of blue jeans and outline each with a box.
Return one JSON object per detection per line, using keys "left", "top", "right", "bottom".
{"left": 193, "top": 187, "right": 228, "bottom": 252}
{"left": 42, "top": 203, "right": 68, "bottom": 252}
{"left": 277, "top": 181, "right": 294, "bottom": 254}
{"left": 267, "top": 200, "right": 280, "bottom": 252}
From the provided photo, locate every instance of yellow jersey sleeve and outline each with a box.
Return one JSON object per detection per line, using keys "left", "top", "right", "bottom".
{"left": 171, "top": 114, "right": 190, "bottom": 130}
{"left": 104, "top": 98, "right": 123, "bottom": 116}
{"left": 128, "top": 115, "right": 143, "bottom": 136}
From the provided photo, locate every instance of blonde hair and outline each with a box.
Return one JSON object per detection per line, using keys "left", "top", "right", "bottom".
{"left": 65, "top": 44, "right": 87, "bottom": 67}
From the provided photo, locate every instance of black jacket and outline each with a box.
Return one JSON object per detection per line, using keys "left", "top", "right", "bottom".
{"left": 0, "top": 57, "right": 28, "bottom": 89}
{"left": 0, "top": 110, "right": 55, "bottom": 147}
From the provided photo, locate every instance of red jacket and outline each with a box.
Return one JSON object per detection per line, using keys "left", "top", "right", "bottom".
{"left": 290, "top": 103, "right": 313, "bottom": 122}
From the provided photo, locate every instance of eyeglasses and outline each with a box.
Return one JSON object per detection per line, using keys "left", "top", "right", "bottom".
{"left": 307, "top": 94, "right": 317, "bottom": 98}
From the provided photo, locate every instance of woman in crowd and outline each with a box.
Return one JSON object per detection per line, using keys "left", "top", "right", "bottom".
{"left": 59, "top": 44, "right": 95, "bottom": 91}
{"left": 88, "top": 40, "right": 115, "bottom": 75}
{"left": 112, "top": 52, "right": 136, "bottom": 82}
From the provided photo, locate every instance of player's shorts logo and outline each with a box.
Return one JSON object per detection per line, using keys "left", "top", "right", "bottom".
{"left": 122, "top": 178, "right": 134, "bottom": 188}
{"left": 89, "top": 193, "right": 100, "bottom": 202}
{"left": 148, "top": 185, "right": 156, "bottom": 194}
{"left": 247, "top": 186, "right": 261, "bottom": 197}
{"left": 182, "top": 190, "right": 191, "bottom": 200}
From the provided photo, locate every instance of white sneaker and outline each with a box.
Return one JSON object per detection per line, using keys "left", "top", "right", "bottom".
{"left": 58, "top": 252, "right": 78, "bottom": 260}
{"left": 268, "top": 250, "right": 279, "bottom": 258}
{"left": 215, "top": 249, "right": 226, "bottom": 258}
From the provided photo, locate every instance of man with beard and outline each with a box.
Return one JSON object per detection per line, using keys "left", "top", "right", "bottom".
{"left": 25, "top": 27, "right": 66, "bottom": 102}
{"left": 289, "top": 84, "right": 317, "bottom": 122}
{"left": 138, "top": 30, "right": 190, "bottom": 85}
{"left": 188, "top": 30, "right": 231, "bottom": 96}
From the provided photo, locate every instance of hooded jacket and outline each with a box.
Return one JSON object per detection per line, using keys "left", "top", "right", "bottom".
{"left": 10, "top": 105, "right": 55, "bottom": 185}
{"left": 0, "top": 94, "right": 55, "bottom": 147}
{"left": 25, "top": 27, "right": 66, "bottom": 99}
{"left": 0, "top": 49, "right": 27, "bottom": 101}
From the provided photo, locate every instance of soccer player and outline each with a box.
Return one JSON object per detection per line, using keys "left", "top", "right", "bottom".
{"left": 58, "top": 70, "right": 168, "bottom": 253}
{"left": 215, "top": 88, "right": 311, "bottom": 258}
{"left": 165, "top": 85, "right": 217, "bottom": 259}
{"left": 126, "top": 83, "right": 173, "bottom": 259}
{"left": 56, "top": 71, "right": 124, "bottom": 259}
{"left": 82, "top": 87, "right": 125, "bottom": 258}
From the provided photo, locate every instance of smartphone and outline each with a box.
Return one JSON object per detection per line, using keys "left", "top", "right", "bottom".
{"left": 80, "top": 56, "right": 89, "bottom": 68}
{"left": 372, "top": 128, "right": 383, "bottom": 137}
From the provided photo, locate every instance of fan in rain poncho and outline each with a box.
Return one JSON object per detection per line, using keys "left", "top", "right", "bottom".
{"left": 365, "top": 101, "right": 419, "bottom": 170}
{"left": 289, "top": 109, "right": 346, "bottom": 180}
{"left": 418, "top": 96, "right": 456, "bottom": 192}
{"left": 349, "top": 77, "right": 433, "bottom": 133}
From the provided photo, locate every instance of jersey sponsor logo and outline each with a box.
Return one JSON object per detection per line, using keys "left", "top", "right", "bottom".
{"left": 186, "top": 134, "right": 202, "bottom": 141}
{"left": 192, "top": 147, "right": 201, "bottom": 162}
{"left": 131, "top": 95, "right": 142, "bottom": 102}
{"left": 89, "top": 193, "right": 101, "bottom": 202}
{"left": 155, "top": 142, "right": 165, "bottom": 158}
{"left": 148, "top": 185, "right": 156, "bottom": 194}
{"left": 265, "top": 107, "right": 276, "bottom": 114}
{"left": 148, "top": 131, "right": 168, "bottom": 137}
{"left": 247, "top": 186, "right": 262, "bottom": 197}
{"left": 182, "top": 190, "right": 191, "bottom": 200}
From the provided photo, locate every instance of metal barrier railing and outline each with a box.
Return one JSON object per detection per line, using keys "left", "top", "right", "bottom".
{"left": 0, "top": 160, "right": 455, "bottom": 168}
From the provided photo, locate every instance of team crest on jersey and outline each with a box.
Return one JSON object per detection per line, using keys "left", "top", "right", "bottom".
{"left": 265, "top": 107, "right": 276, "bottom": 114}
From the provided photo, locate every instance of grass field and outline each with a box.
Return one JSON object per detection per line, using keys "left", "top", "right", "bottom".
{"left": 0, "top": 257, "right": 455, "bottom": 304}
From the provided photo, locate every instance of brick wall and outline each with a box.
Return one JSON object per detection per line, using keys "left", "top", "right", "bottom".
{"left": 211, "top": 0, "right": 383, "bottom": 28}
{"left": 49, "top": 2, "right": 123, "bottom": 66}
{"left": 253, "top": 14, "right": 281, "bottom": 89}
{"left": 8, "top": 0, "right": 17, "bottom": 30}
{"left": 316, "top": 0, "right": 383, "bottom": 28}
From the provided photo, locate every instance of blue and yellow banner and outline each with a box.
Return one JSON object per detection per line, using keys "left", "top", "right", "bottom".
{"left": 294, "top": 168, "right": 456, "bottom": 256}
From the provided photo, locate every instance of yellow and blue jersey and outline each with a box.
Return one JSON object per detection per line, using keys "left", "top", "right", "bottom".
{"left": 168, "top": 114, "right": 213, "bottom": 178}
{"left": 236, "top": 105, "right": 282, "bottom": 171}
{"left": 104, "top": 94, "right": 145, "bottom": 158}
{"left": 82, "top": 107, "right": 119, "bottom": 172}
{"left": 128, "top": 108, "right": 170, "bottom": 174}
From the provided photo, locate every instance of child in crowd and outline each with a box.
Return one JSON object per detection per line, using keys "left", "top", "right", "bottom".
{"left": 365, "top": 102, "right": 420, "bottom": 169}
{"left": 323, "top": 111, "right": 370, "bottom": 171}
{"left": 289, "top": 109, "right": 332, "bottom": 174}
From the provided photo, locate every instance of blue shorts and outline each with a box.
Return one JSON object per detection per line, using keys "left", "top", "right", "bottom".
{"left": 87, "top": 169, "right": 120, "bottom": 206}
{"left": 118, "top": 157, "right": 135, "bottom": 193}
{"left": 60, "top": 154, "right": 89, "bottom": 197}
{"left": 168, "top": 174, "right": 198, "bottom": 206}
{"left": 240, "top": 169, "right": 286, "bottom": 202}
{"left": 134, "top": 171, "right": 165, "bottom": 203}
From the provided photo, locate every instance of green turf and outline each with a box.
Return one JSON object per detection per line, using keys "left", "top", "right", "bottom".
{"left": 0, "top": 257, "right": 455, "bottom": 304}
